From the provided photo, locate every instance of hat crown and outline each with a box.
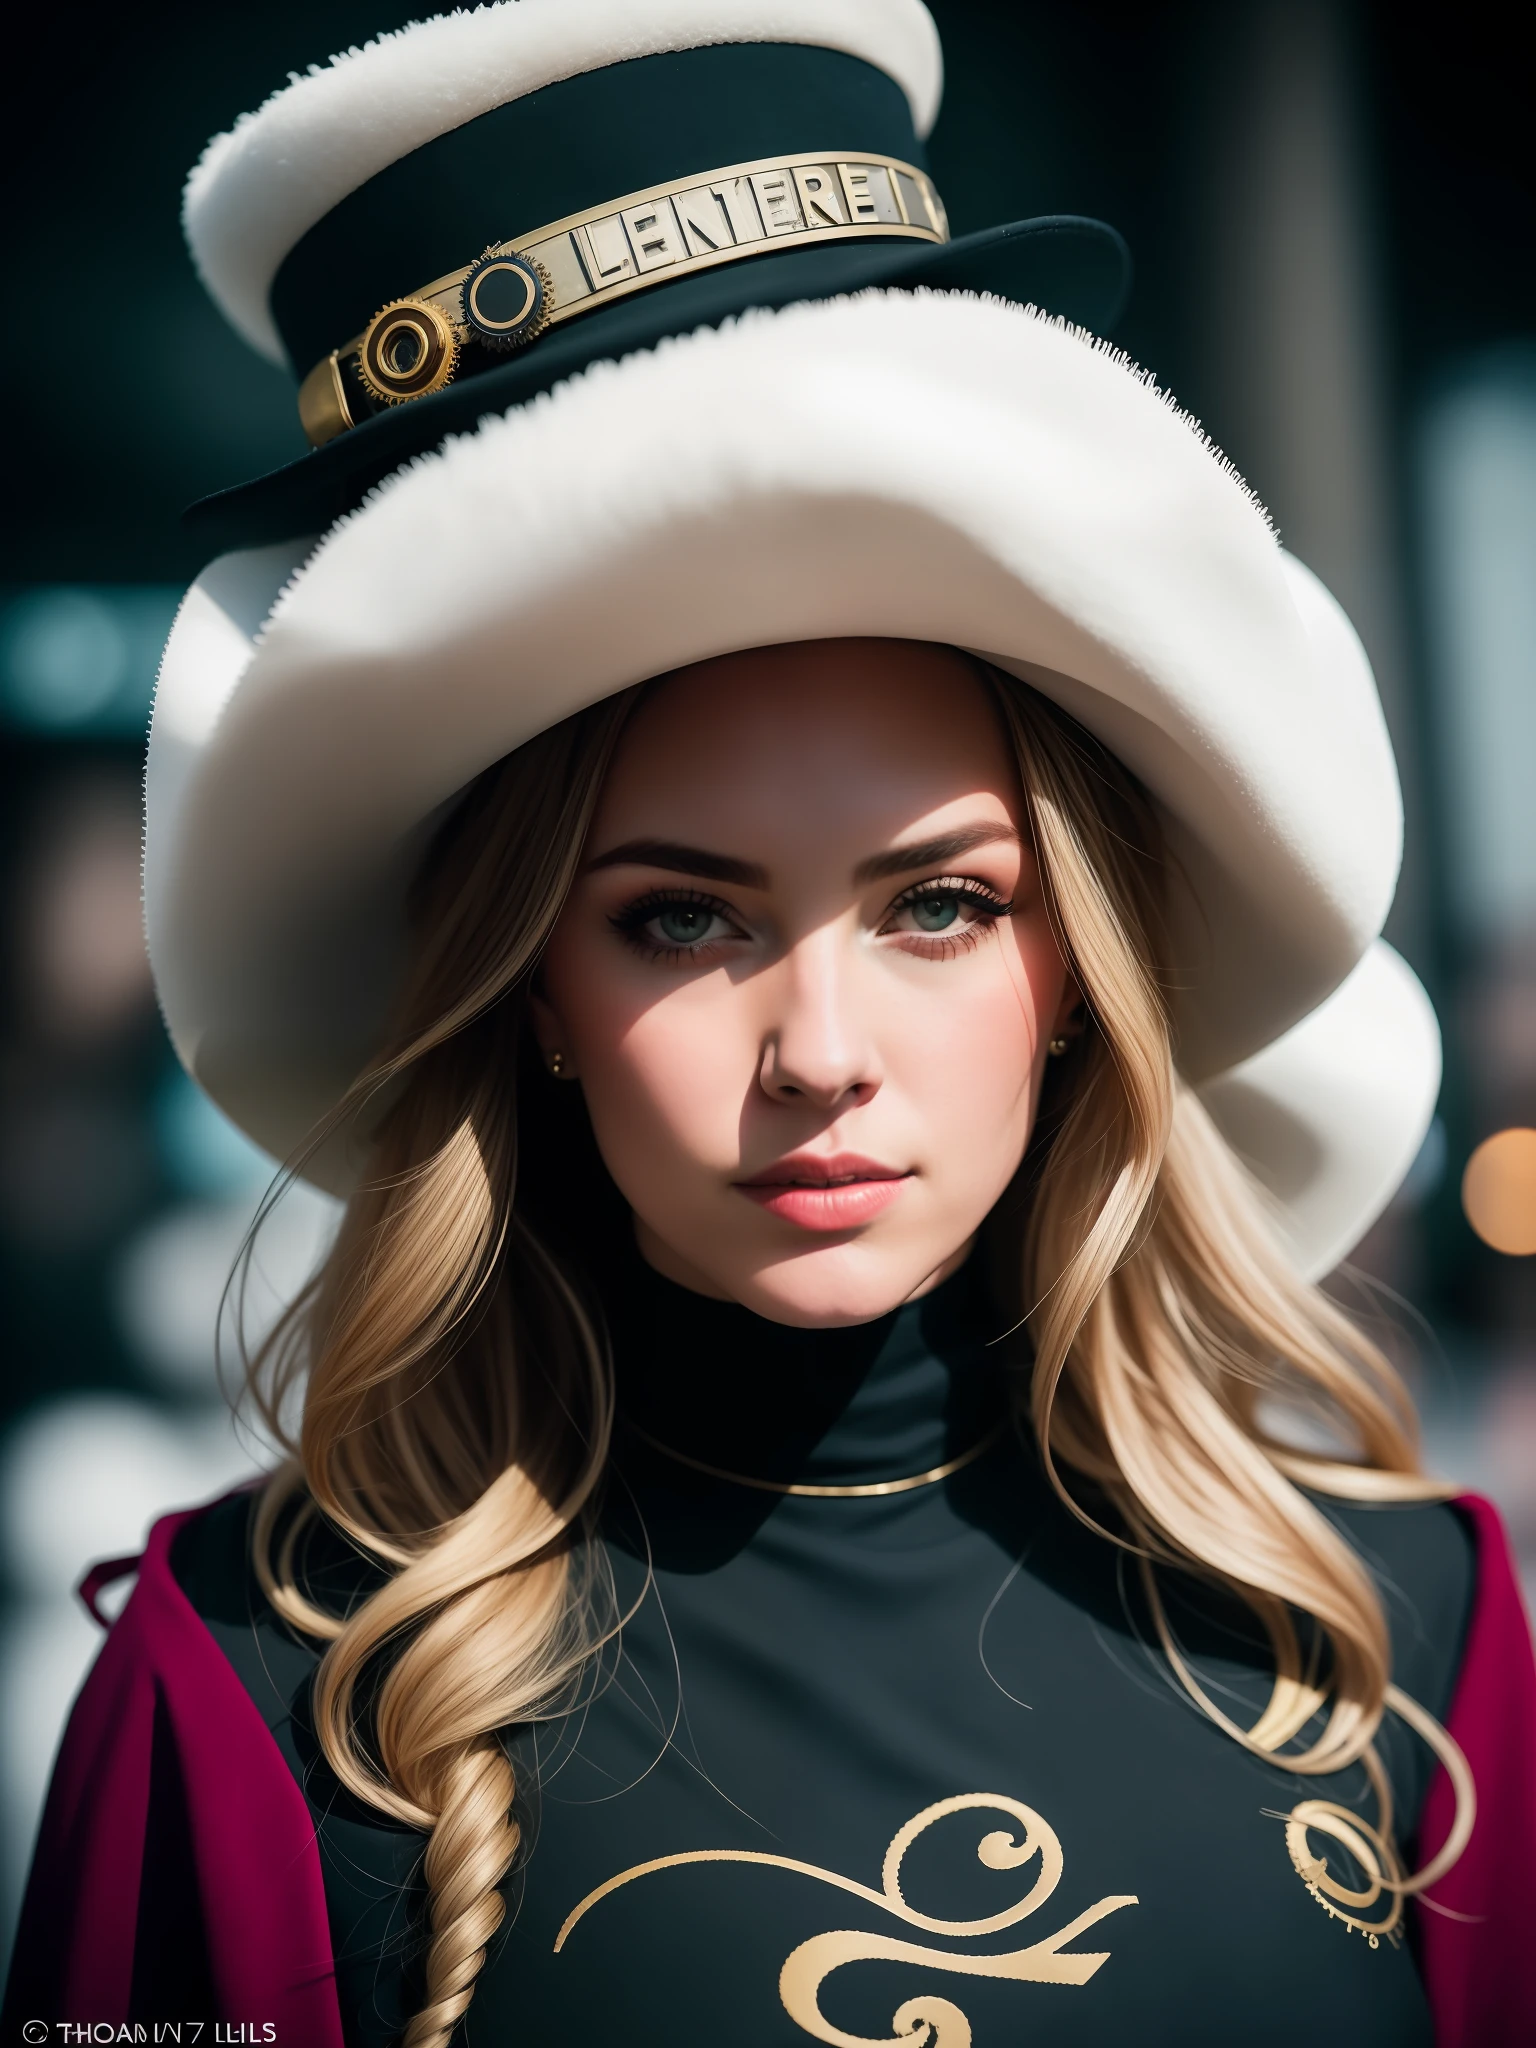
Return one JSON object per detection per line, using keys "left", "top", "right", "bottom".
{"left": 270, "top": 41, "right": 931, "bottom": 387}
{"left": 184, "top": 0, "right": 945, "bottom": 365}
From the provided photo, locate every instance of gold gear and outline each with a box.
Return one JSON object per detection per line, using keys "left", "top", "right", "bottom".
{"left": 356, "top": 296, "right": 461, "bottom": 407}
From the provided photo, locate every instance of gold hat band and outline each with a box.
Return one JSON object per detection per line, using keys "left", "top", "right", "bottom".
{"left": 298, "top": 149, "right": 949, "bottom": 448}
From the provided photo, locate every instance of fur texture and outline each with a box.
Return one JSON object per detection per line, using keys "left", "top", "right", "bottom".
{"left": 146, "top": 285, "right": 1415, "bottom": 1244}
{"left": 1204, "top": 940, "right": 1439, "bottom": 1279}
{"left": 184, "top": 0, "right": 945, "bottom": 363}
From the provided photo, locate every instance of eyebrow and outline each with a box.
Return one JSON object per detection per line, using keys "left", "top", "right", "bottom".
{"left": 585, "top": 839, "right": 769, "bottom": 886}
{"left": 584, "top": 823, "right": 1019, "bottom": 889}
{"left": 852, "top": 824, "right": 1020, "bottom": 883}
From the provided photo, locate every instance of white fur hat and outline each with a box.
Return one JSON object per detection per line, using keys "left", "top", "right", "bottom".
{"left": 147, "top": 287, "right": 1436, "bottom": 1276}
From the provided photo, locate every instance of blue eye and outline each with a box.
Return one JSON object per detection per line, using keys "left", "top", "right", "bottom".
{"left": 884, "top": 878, "right": 1012, "bottom": 947}
{"left": 909, "top": 894, "right": 960, "bottom": 932}
{"left": 656, "top": 904, "right": 716, "bottom": 944}
{"left": 611, "top": 889, "right": 740, "bottom": 957}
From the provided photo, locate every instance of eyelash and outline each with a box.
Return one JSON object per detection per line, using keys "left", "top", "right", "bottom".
{"left": 610, "top": 878, "right": 1014, "bottom": 962}
{"left": 885, "top": 877, "right": 1014, "bottom": 957}
{"left": 609, "top": 887, "right": 742, "bottom": 960}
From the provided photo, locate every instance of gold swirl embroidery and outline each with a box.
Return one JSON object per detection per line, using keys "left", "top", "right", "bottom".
{"left": 555, "top": 1791, "right": 1138, "bottom": 2044}
{"left": 1273, "top": 1683, "right": 1478, "bottom": 1949}
{"left": 1283, "top": 1799, "right": 1405, "bottom": 1948}
{"left": 1269, "top": 1690, "right": 1457, "bottom": 1949}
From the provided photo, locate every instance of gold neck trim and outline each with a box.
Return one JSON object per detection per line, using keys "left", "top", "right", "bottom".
{"left": 298, "top": 148, "right": 948, "bottom": 447}
{"left": 628, "top": 1416, "right": 1008, "bottom": 1498}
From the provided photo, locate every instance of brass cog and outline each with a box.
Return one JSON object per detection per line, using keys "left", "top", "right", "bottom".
{"left": 356, "top": 296, "right": 461, "bottom": 407}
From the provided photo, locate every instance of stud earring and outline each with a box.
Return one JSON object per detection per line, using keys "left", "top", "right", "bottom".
{"left": 547, "top": 1050, "right": 568, "bottom": 1078}
{"left": 1048, "top": 1036, "right": 1070, "bottom": 1057}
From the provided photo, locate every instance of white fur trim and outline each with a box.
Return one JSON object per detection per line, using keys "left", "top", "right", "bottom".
{"left": 1200, "top": 941, "right": 1441, "bottom": 1280}
{"left": 185, "top": 0, "right": 945, "bottom": 364}
{"left": 147, "top": 288, "right": 1405, "bottom": 1203}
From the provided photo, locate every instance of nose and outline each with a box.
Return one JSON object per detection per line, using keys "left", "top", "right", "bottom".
{"left": 757, "top": 925, "right": 882, "bottom": 1111}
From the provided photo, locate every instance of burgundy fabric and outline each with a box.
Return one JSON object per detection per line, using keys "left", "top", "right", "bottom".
{"left": 1415, "top": 1493, "right": 1536, "bottom": 2044}
{"left": 78, "top": 1551, "right": 152, "bottom": 1628}
{"left": 2, "top": 1496, "right": 344, "bottom": 2040}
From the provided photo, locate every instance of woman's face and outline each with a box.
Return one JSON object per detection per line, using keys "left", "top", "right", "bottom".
{"left": 532, "top": 640, "right": 1076, "bottom": 1326}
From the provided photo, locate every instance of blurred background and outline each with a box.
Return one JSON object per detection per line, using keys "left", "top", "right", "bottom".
{"left": 1, "top": 0, "right": 1532, "bottom": 1966}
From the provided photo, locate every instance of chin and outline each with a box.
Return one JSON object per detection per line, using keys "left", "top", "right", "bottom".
{"left": 728, "top": 1241, "right": 957, "bottom": 1329}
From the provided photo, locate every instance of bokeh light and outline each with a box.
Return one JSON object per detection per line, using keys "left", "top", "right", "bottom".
{"left": 1462, "top": 1128, "right": 1536, "bottom": 1255}
{"left": 0, "top": 588, "right": 180, "bottom": 735}
{"left": 18, "top": 775, "right": 150, "bottom": 1043}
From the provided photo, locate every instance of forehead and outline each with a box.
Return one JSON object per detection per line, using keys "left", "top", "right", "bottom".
{"left": 592, "top": 640, "right": 1022, "bottom": 845}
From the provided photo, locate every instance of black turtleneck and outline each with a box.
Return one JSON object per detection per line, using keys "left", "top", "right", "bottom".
{"left": 175, "top": 1256, "right": 1474, "bottom": 2047}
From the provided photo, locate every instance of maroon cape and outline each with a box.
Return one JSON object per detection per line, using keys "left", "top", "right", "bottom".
{"left": 4, "top": 1493, "right": 1534, "bottom": 2041}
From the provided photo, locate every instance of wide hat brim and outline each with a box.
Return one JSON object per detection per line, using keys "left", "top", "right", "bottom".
{"left": 184, "top": 216, "right": 1129, "bottom": 555}
{"left": 147, "top": 287, "right": 1428, "bottom": 1275}
{"left": 1201, "top": 940, "right": 1439, "bottom": 1281}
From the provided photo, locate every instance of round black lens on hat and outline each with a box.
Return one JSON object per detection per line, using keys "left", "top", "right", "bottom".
{"left": 185, "top": 43, "right": 1130, "bottom": 555}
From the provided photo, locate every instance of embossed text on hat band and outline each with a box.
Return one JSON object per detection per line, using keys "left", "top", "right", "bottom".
{"left": 298, "top": 150, "right": 949, "bottom": 446}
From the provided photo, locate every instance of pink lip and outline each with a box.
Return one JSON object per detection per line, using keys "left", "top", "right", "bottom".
{"left": 734, "top": 1153, "right": 913, "bottom": 1232}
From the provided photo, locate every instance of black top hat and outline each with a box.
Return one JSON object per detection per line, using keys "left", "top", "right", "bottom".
{"left": 183, "top": 6, "right": 1129, "bottom": 555}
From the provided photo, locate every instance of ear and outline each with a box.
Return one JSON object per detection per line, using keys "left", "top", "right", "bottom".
{"left": 527, "top": 984, "right": 578, "bottom": 1078}
{"left": 1052, "top": 974, "right": 1085, "bottom": 1038}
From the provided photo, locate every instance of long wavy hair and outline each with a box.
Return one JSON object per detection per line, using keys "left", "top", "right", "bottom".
{"left": 242, "top": 657, "right": 1471, "bottom": 2045}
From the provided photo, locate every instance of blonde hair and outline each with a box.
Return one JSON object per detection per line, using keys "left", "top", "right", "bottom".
{"left": 243, "top": 658, "right": 1470, "bottom": 2044}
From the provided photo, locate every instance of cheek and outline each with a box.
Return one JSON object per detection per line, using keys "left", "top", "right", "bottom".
{"left": 887, "top": 922, "right": 1060, "bottom": 1132}
{"left": 873, "top": 923, "right": 1062, "bottom": 1236}
{"left": 543, "top": 930, "right": 747, "bottom": 1171}
{"left": 599, "top": 994, "right": 748, "bottom": 1168}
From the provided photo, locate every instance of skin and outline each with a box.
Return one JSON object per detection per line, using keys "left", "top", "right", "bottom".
{"left": 531, "top": 639, "right": 1079, "bottom": 1328}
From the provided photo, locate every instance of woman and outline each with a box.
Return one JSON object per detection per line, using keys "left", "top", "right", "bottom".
{"left": 7, "top": 3, "right": 1534, "bottom": 2044}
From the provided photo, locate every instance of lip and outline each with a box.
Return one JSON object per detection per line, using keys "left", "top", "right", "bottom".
{"left": 733, "top": 1153, "right": 913, "bottom": 1233}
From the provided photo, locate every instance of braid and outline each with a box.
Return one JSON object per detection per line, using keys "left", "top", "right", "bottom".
{"left": 404, "top": 1743, "right": 520, "bottom": 2048}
